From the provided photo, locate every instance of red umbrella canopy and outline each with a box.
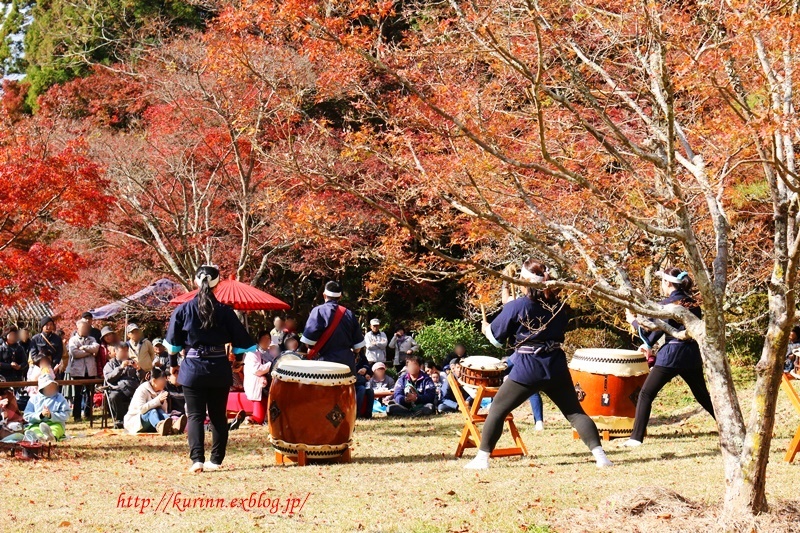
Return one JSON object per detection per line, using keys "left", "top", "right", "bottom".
{"left": 169, "top": 278, "right": 290, "bottom": 312}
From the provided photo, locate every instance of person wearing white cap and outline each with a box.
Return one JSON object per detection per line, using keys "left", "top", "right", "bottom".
{"left": 364, "top": 318, "right": 388, "bottom": 363}
{"left": 22, "top": 374, "right": 69, "bottom": 442}
{"left": 66, "top": 317, "right": 100, "bottom": 422}
{"left": 622, "top": 267, "right": 715, "bottom": 448}
{"left": 126, "top": 324, "right": 157, "bottom": 376}
{"left": 366, "top": 362, "right": 395, "bottom": 405}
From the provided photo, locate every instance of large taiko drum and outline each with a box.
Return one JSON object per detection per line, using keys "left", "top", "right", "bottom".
{"left": 569, "top": 348, "right": 650, "bottom": 438}
{"left": 458, "top": 356, "right": 507, "bottom": 397}
{"left": 267, "top": 360, "right": 356, "bottom": 460}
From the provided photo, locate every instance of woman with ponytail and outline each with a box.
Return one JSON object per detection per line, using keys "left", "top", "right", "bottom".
{"left": 165, "top": 265, "right": 256, "bottom": 473}
{"left": 623, "top": 267, "right": 715, "bottom": 447}
{"left": 466, "top": 259, "right": 613, "bottom": 470}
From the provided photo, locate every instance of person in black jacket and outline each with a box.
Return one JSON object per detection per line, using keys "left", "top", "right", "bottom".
{"left": 623, "top": 268, "right": 716, "bottom": 447}
{"left": 354, "top": 350, "right": 374, "bottom": 419}
{"left": 103, "top": 343, "right": 140, "bottom": 429}
{"left": 0, "top": 326, "right": 28, "bottom": 382}
{"left": 30, "top": 317, "right": 65, "bottom": 377}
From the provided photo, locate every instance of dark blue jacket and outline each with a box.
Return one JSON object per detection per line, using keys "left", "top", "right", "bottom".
{"left": 486, "top": 295, "right": 570, "bottom": 386}
{"left": 30, "top": 332, "right": 63, "bottom": 367}
{"left": 440, "top": 374, "right": 471, "bottom": 403}
{"left": 393, "top": 371, "right": 436, "bottom": 406}
{"left": 165, "top": 297, "right": 256, "bottom": 388}
{"left": 0, "top": 342, "right": 27, "bottom": 381}
{"left": 633, "top": 290, "right": 702, "bottom": 369}
{"left": 301, "top": 300, "right": 365, "bottom": 373}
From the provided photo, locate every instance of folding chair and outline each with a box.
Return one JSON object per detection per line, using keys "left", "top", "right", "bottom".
{"left": 97, "top": 383, "right": 117, "bottom": 430}
{"left": 781, "top": 373, "right": 800, "bottom": 463}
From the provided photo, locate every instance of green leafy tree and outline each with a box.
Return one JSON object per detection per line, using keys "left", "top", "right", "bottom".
{"left": 415, "top": 318, "right": 504, "bottom": 365}
{"left": 23, "top": 0, "right": 207, "bottom": 106}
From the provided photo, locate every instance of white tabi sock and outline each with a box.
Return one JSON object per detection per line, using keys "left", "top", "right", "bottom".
{"left": 591, "top": 446, "right": 613, "bottom": 468}
{"left": 464, "top": 449, "right": 490, "bottom": 470}
{"left": 622, "top": 439, "right": 642, "bottom": 448}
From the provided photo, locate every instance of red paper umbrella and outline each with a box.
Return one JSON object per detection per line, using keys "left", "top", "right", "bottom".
{"left": 169, "top": 277, "right": 290, "bottom": 312}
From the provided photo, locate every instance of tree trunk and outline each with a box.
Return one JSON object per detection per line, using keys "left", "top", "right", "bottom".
{"left": 725, "top": 290, "right": 793, "bottom": 516}
{"left": 697, "top": 326, "right": 748, "bottom": 513}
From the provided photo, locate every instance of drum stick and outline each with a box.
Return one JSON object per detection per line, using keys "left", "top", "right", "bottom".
{"left": 480, "top": 304, "right": 487, "bottom": 323}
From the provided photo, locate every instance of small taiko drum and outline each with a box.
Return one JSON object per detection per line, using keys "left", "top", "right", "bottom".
{"left": 267, "top": 360, "right": 356, "bottom": 460}
{"left": 569, "top": 349, "right": 650, "bottom": 438}
{"left": 458, "top": 356, "right": 507, "bottom": 396}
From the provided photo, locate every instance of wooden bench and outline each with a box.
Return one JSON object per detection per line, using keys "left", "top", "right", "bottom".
{"left": 2, "top": 379, "right": 105, "bottom": 428}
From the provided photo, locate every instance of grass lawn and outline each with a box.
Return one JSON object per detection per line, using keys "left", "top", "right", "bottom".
{"left": 2, "top": 369, "right": 799, "bottom": 532}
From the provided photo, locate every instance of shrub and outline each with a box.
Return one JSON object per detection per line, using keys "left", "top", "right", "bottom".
{"left": 562, "top": 327, "right": 629, "bottom": 358}
{"left": 415, "top": 318, "right": 504, "bottom": 365}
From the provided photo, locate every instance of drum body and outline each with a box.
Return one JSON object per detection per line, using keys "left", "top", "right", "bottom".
{"left": 569, "top": 349, "right": 649, "bottom": 438}
{"left": 458, "top": 356, "right": 507, "bottom": 396}
{"left": 267, "top": 360, "right": 356, "bottom": 459}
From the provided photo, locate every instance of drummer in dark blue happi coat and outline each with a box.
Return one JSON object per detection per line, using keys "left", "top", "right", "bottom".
{"left": 622, "top": 267, "right": 715, "bottom": 448}
{"left": 300, "top": 281, "right": 366, "bottom": 372}
{"left": 464, "top": 259, "right": 612, "bottom": 470}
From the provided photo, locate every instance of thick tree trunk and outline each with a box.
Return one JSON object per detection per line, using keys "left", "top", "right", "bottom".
{"left": 698, "top": 331, "right": 747, "bottom": 506}
{"left": 726, "top": 290, "right": 793, "bottom": 516}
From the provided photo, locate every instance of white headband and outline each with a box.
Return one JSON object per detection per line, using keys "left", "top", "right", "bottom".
{"left": 520, "top": 265, "right": 545, "bottom": 283}
{"left": 324, "top": 289, "right": 342, "bottom": 298}
{"left": 195, "top": 268, "right": 220, "bottom": 288}
{"left": 656, "top": 271, "right": 688, "bottom": 285}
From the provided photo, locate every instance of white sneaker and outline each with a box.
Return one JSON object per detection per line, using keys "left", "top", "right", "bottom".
{"left": 591, "top": 446, "right": 613, "bottom": 468}
{"left": 23, "top": 430, "right": 38, "bottom": 443}
{"left": 7, "top": 422, "right": 22, "bottom": 432}
{"left": 534, "top": 421, "right": 544, "bottom": 431}
{"left": 39, "top": 423, "right": 55, "bottom": 442}
{"left": 203, "top": 461, "right": 221, "bottom": 471}
{"left": 464, "top": 450, "right": 490, "bottom": 470}
{"left": 596, "top": 457, "right": 613, "bottom": 468}
{"left": 189, "top": 462, "right": 204, "bottom": 473}
{"left": 622, "top": 439, "right": 642, "bottom": 448}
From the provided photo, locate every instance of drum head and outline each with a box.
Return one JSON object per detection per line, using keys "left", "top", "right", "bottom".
{"left": 460, "top": 356, "right": 507, "bottom": 371}
{"left": 273, "top": 352, "right": 301, "bottom": 371}
{"left": 569, "top": 348, "right": 649, "bottom": 377}
{"left": 272, "top": 359, "right": 356, "bottom": 386}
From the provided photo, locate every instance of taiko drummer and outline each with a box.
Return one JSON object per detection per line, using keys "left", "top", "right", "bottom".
{"left": 466, "top": 259, "right": 613, "bottom": 469}
{"left": 623, "top": 268, "right": 715, "bottom": 447}
{"left": 165, "top": 265, "right": 256, "bottom": 474}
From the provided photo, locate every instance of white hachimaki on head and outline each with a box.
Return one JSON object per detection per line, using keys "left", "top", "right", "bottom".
{"left": 194, "top": 265, "right": 221, "bottom": 289}
{"left": 323, "top": 280, "right": 342, "bottom": 298}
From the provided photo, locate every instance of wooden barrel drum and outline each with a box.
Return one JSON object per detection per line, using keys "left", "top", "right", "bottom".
{"left": 457, "top": 356, "right": 507, "bottom": 397}
{"left": 267, "top": 360, "right": 356, "bottom": 460}
{"left": 569, "top": 349, "right": 650, "bottom": 438}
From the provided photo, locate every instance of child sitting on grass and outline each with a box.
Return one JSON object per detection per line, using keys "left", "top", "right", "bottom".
{"left": 23, "top": 374, "right": 69, "bottom": 442}
{"left": 0, "top": 376, "right": 25, "bottom": 439}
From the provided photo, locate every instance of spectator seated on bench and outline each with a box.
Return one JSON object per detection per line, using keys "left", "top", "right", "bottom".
{"left": 103, "top": 343, "right": 140, "bottom": 429}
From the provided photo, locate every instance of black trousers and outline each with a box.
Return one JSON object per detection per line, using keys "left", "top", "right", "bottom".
{"left": 480, "top": 375, "right": 601, "bottom": 452}
{"left": 183, "top": 385, "right": 229, "bottom": 464}
{"left": 107, "top": 390, "right": 131, "bottom": 423}
{"left": 630, "top": 365, "right": 715, "bottom": 442}
{"left": 71, "top": 372, "right": 93, "bottom": 420}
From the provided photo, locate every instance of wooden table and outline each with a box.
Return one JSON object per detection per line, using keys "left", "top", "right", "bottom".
{"left": 3, "top": 378, "right": 105, "bottom": 428}
{"left": 448, "top": 373, "right": 527, "bottom": 459}
{"left": 781, "top": 373, "right": 800, "bottom": 463}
